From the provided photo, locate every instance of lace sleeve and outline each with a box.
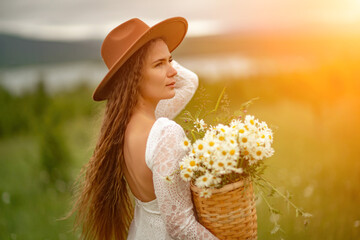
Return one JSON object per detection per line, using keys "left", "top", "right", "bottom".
{"left": 151, "top": 121, "right": 219, "bottom": 240}
{"left": 155, "top": 60, "right": 199, "bottom": 120}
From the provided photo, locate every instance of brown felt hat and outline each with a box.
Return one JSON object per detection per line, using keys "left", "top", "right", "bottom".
{"left": 92, "top": 16, "right": 188, "bottom": 101}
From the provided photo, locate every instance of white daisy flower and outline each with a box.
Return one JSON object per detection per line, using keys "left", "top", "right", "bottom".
{"left": 264, "top": 146, "right": 275, "bottom": 158}
{"left": 193, "top": 139, "right": 206, "bottom": 156}
{"left": 164, "top": 175, "right": 174, "bottom": 183}
{"left": 211, "top": 175, "right": 222, "bottom": 185}
{"left": 215, "top": 124, "right": 231, "bottom": 141}
{"left": 194, "top": 118, "right": 208, "bottom": 131}
{"left": 203, "top": 135, "right": 218, "bottom": 152}
{"left": 258, "top": 131, "right": 268, "bottom": 144}
{"left": 180, "top": 169, "right": 192, "bottom": 182}
{"left": 253, "top": 146, "right": 266, "bottom": 160}
{"left": 266, "top": 130, "right": 274, "bottom": 143}
{"left": 216, "top": 123, "right": 229, "bottom": 133}
{"left": 228, "top": 144, "right": 240, "bottom": 161}
{"left": 240, "top": 147, "right": 251, "bottom": 160}
{"left": 216, "top": 146, "right": 229, "bottom": 160}
{"left": 182, "top": 136, "right": 191, "bottom": 151}
{"left": 228, "top": 136, "right": 238, "bottom": 147}
{"left": 203, "top": 157, "right": 216, "bottom": 170}
{"left": 230, "top": 118, "right": 242, "bottom": 128}
{"left": 181, "top": 155, "right": 199, "bottom": 171}
{"left": 199, "top": 188, "right": 212, "bottom": 198}
{"left": 239, "top": 134, "right": 250, "bottom": 145}
{"left": 225, "top": 158, "right": 236, "bottom": 168}
{"left": 214, "top": 158, "right": 227, "bottom": 171}
{"left": 245, "top": 115, "right": 259, "bottom": 129}
{"left": 204, "top": 127, "right": 217, "bottom": 139}
{"left": 195, "top": 172, "right": 214, "bottom": 188}
{"left": 236, "top": 122, "right": 247, "bottom": 135}
{"left": 203, "top": 149, "right": 213, "bottom": 159}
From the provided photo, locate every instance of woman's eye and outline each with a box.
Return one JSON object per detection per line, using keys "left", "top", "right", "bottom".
{"left": 155, "top": 59, "right": 172, "bottom": 67}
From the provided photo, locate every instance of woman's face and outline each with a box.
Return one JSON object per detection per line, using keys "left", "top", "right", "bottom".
{"left": 139, "top": 38, "right": 178, "bottom": 103}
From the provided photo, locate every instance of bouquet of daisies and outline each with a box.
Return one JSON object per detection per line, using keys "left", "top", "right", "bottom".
{"left": 180, "top": 115, "right": 274, "bottom": 198}
{"left": 165, "top": 86, "right": 312, "bottom": 238}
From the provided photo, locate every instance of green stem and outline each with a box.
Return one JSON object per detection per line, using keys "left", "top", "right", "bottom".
{"left": 190, "top": 130, "right": 197, "bottom": 142}
{"left": 203, "top": 86, "right": 227, "bottom": 118}
{"left": 255, "top": 185, "right": 276, "bottom": 213}
{"left": 259, "top": 176, "right": 307, "bottom": 215}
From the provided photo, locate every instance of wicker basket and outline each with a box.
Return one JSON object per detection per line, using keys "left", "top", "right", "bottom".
{"left": 190, "top": 177, "right": 257, "bottom": 240}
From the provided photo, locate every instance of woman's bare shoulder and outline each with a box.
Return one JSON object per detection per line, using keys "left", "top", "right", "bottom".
{"left": 126, "top": 115, "right": 156, "bottom": 143}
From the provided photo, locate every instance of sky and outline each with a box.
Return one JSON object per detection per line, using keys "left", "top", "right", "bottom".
{"left": 0, "top": 0, "right": 360, "bottom": 41}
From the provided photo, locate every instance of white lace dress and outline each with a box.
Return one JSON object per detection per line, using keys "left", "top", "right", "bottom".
{"left": 127, "top": 60, "right": 219, "bottom": 240}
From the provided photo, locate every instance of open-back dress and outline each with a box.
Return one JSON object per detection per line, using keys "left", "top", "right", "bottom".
{"left": 126, "top": 60, "right": 218, "bottom": 239}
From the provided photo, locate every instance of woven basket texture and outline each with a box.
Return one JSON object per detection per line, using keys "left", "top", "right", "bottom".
{"left": 191, "top": 178, "right": 257, "bottom": 240}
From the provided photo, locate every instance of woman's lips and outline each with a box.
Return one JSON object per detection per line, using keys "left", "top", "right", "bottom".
{"left": 166, "top": 82, "right": 176, "bottom": 86}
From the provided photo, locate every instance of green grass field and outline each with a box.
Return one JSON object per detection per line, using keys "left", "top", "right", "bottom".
{"left": 1, "top": 57, "right": 360, "bottom": 239}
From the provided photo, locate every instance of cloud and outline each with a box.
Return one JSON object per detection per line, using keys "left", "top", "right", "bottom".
{"left": 1, "top": 0, "right": 359, "bottom": 40}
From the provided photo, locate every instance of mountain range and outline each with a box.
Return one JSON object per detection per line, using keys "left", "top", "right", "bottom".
{"left": 1, "top": 28, "right": 359, "bottom": 68}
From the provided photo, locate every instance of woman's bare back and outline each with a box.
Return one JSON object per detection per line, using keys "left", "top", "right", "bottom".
{"left": 123, "top": 114, "right": 157, "bottom": 202}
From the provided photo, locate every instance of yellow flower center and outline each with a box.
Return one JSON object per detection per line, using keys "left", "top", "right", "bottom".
{"left": 209, "top": 160, "right": 214, "bottom": 165}
{"left": 218, "top": 162, "right": 224, "bottom": 167}
{"left": 250, "top": 119, "right": 254, "bottom": 125}
{"left": 242, "top": 137, "right": 248, "bottom": 143}
{"left": 209, "top": 141, "right": 215, "bottom": 147}
{"left": 198, "top": 144, "right": 203, "bottom": 150}
{"left": 244, "top": 150, "right": 249, "bottom": 156}
{"left": 219, "top": 136, "right": 225, "bottom": 141}
{"left": 256, "top": 150, "right": 262, "bottom": 156}
{"left": 184, "top": 173, "right": 190, "bottom": 178}
{"left": 222, "top": 151, "right": 227, "bottom": 156}
{"left": 239, "top": 129, "right": 245, "bottom": 134}
{"left": 192, "top": 148, "right": 196, "bottom": 154}
{"left": 202, "top": 177, "right": 208, "bottom": 182}
{"left": 190, "top": 160, "right": 196, "bottom": 167}
{"left": 230, "top": 149, "right": 235, "bottom": 155}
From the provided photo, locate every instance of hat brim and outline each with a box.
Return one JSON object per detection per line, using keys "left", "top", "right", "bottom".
{"left": 92, "top": 17, "right": 188, "bottom": 101}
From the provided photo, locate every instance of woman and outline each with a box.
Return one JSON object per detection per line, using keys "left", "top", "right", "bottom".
{"left": 70, "top": 17, "right": 219, "bottom": 239}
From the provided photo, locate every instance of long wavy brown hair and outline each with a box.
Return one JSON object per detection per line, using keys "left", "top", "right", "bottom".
{"left": 67, "top": 37, "right": 160, "bottom": 240}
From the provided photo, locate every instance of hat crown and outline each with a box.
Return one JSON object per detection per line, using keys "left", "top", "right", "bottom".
{"left": 101, "top": 18, "right": 150, "bottom": 69}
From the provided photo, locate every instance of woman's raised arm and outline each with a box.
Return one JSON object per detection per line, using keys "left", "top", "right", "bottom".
{"left": 155, "top": 60, "right": 199, "bottom": 120}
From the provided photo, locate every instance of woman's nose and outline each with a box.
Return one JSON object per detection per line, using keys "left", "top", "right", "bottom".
{"left": 168, "top": 64, "right": 177, "bottom": 78}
